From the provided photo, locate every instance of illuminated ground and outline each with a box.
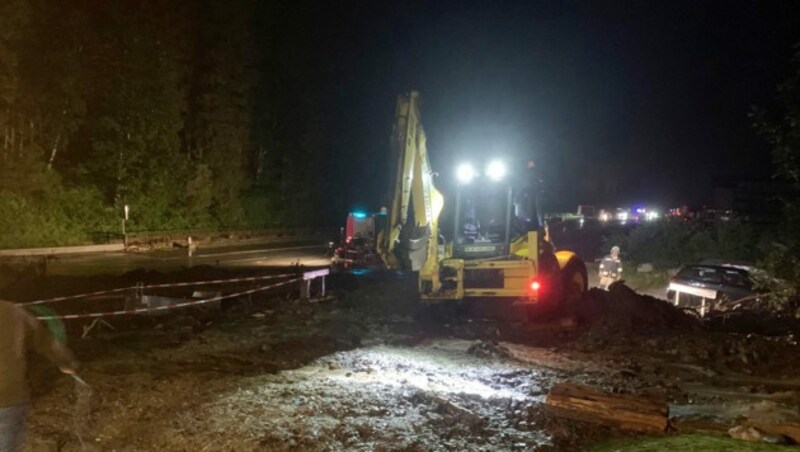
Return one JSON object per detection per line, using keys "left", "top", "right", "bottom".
{"left": 18, "top": 271, "right": 800, "bottom": 451}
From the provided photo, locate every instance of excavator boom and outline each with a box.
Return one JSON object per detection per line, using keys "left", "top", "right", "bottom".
{"left": 378, "top": 92, "right": 444, "bottom": 290}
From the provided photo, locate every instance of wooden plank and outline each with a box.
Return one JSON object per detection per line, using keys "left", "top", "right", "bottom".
{"left": 744, "top": 421, "right": 800, "bottom": 443}
{"left": 546, "top": 383, "right": 669, "bottom": 433}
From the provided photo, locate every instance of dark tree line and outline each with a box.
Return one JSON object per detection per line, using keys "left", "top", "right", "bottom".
{"left": 0, "top": 0, "right": 330, "bottom": 247}
{"left": 752, "top": 47, "right": 800, "bottom": 304}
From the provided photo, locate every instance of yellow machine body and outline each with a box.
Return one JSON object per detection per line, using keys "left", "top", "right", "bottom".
{"left": 377, "top": 92, "right": 586, "bottom": 305}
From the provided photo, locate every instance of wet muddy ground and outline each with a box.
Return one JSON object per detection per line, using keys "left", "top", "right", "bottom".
{"left": 10, "top": 268, "right": 800, "bottom": 451}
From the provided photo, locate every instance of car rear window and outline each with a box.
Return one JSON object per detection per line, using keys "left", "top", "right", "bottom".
{"left": 676, "top": 266, "right": 723, "bottom": 284}
{"left": 721, "top": 269, "right": 752, "bottom": 289}
{"left": 676, "top": 266, "right": 751, "bottom": 288}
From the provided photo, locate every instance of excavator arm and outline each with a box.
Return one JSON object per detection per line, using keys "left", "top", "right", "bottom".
{"left": 378, "top": 92, "right": 444, "bottom": 290}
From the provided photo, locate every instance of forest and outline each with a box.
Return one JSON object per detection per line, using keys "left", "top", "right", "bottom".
{"left": 0, "top": 0, "right": 333, "bottom": 248}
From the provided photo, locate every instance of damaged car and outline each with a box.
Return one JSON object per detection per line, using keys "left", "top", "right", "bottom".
{"left": 666, "top": 261, "right": 765, "bottom": 314}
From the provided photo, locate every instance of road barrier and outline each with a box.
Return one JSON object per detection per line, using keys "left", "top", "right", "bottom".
{"left": 0, "top": 244, "right": 125, "bottom": 257}
{"left": 33, "top": 278, "right": 302, "bottom": 321}
{"left": 125, "top": 227, "right": 334, "bottom": 249}
{"left": 0, "top": 227, "right": 336, "bottom": 256}
{"left": 22, "top": 273, "right": 296, "bottom": 306}
{"left": 24, "top": 268, "right": 330, "bottom": 321}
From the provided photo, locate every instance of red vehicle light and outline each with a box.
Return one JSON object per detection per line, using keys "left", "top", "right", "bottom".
{"left": 530, "top": 280, "right": 541, "bottom": 292}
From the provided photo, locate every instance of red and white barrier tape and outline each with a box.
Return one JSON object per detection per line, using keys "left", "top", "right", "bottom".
{"left": 139, "top": 273, "right": 295, "bottom": 290}
{"left": 23, "top": 287, "right": 133, "bottom": 306}
{"left": 22, "top": 273, "right": 296, "bottom": 306}
{"left": 33, "top": 278, "right": 302, "bottom": 321}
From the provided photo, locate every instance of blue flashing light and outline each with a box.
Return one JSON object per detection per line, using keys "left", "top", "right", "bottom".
{"left": 352, "top": 211, "right": 367, "bottom": 219}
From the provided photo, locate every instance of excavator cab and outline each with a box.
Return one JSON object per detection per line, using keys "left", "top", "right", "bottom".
{"left": 451, "top": 160, "right": 544, "bottom": 260}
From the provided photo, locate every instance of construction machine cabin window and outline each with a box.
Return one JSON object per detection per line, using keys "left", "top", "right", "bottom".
{"left": 451, "top": 182, "right": 541, "bottom": 259}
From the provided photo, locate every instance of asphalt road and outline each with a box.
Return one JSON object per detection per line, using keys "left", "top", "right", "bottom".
{"left": 43, "top": 238, "right": 332, "bottom": 276}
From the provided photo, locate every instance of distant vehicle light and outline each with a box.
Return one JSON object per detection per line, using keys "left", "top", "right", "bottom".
{"left": 456, "top": 163, "right": 476, "bottom": 184}
{"left": 352, "top": 211, "right": 367, "bottom": 219}
{"left": 617, "top": 211, "right": 629, "bottom": 221}
{"left": 599, "top": 212, "right": 610, "bottom": 222}
{"left": 486, "top": 160, "right": 506, "bottom": 181}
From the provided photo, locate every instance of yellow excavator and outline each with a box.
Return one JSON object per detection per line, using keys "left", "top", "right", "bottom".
{"left": 377, "top": 91, "right": 587, "bottom": 318}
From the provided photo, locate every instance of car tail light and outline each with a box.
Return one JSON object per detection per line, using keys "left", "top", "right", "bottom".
{"left": 530, "top": 280, "right": 541, "bottom": 292}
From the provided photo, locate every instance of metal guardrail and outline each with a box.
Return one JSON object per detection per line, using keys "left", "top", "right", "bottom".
{"left": 0, "top": 227, "right": 336, "bottom": 255}
{"left": 125, "top": 227, "right": 333, "bottom": 245}
{"left": 0, "top": 244, "right": 125, "bottom": 257}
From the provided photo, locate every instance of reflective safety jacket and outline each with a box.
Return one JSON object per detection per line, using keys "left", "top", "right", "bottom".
{"left": 599, "top": 256, "right": 623, "bottom": 279}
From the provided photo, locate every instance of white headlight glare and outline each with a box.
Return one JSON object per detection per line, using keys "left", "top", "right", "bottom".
{"left": 486, "top": 160, "right": 506, "bottom": 181}
{"left": 456, "top": 163, "right": 476, "bottom": 184}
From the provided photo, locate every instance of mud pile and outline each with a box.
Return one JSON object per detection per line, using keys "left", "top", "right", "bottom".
{"left": 568, "top": 283, "right": 800, "bottom": 378}
{"left": 576, "top": 283, "right": 700, "bottom": 334}
{"left": 336, "top": 270, "right": 420, "bottom": 318}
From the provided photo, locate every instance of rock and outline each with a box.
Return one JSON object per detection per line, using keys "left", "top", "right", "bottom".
{"left": 728, "top": 425, "right": 763, "bottom": 442}
{"left": 467, "top": 340, "right": 512, "bottom": 360}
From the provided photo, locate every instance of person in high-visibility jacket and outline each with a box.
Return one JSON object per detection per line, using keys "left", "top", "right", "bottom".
{"left": 598, "top": 246, "right": 623, "bottom": 290}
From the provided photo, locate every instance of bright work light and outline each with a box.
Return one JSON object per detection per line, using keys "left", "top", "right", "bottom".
{"left": 456, "top": 163, "right": 476, "bottom": 184}
{"left": 486, "top": 160, "right": 506, "bottom": 181}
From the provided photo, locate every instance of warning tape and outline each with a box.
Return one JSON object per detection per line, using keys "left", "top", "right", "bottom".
{"left": 22, "top": 287, "right": 133, "bottom": 306}
{"left": 22, "top": 273, "right": 296, "bottom": 306}
{"left": 33, "top": 277, "right": 302, "bottom": 321}
{"left": 138, "top": 273, "right": 295, "bottom": 290}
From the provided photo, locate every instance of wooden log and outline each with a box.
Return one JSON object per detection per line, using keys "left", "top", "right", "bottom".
{"left": 743, "top": 420, "right": 800, "bottom": 443}
{"left": 545, "top": 383, "right": 669, "bottom": 433}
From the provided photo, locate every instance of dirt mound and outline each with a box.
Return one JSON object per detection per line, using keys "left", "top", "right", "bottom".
{"left": 337, "top": 270, "right": 420, "bottom": 317}
{"left": 576, "top": 282, "right": 700, "bottom": 334}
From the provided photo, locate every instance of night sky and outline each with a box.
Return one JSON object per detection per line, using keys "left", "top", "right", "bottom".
{"left": 279, "top": 1, "right": 799, "bottom": 213}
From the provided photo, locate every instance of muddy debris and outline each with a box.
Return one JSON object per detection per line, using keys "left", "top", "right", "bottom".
{"left": 15, "top": 269, "right": 800, "bottom": 450}
{"left": 467, "top": 340, "right": 513, "bottom": 360}
{"left": 578, "top": 283, "right": 701, "bottom": 334}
